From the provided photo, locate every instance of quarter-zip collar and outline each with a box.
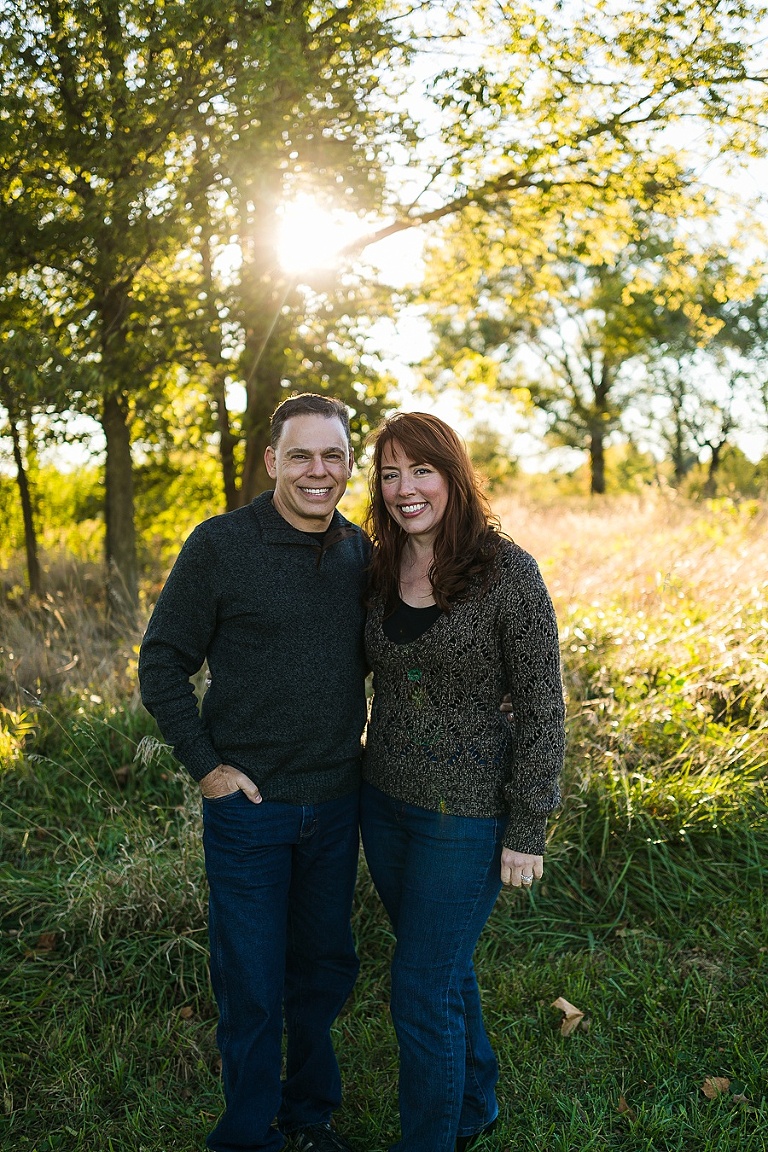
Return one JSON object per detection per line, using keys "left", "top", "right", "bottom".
{"left": 252, "top": 491, "right": 356, "bottom": 559}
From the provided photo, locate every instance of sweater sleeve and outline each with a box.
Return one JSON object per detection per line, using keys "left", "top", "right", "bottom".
{"left": 138, "top": 526, "right": 222, "bottom": 781}
{"left": 499, "top": 551, "right": 565, "bottom": 854}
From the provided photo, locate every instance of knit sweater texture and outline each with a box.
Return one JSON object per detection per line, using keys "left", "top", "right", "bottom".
{"left": 138, "top": 492, "right": 369, "bottom": 802}
{"left": 363, "top": 538, "right": 565, "bottom": 854}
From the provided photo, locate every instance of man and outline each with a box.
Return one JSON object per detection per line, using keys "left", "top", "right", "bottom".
{"left": 138, "top": 394, "right": 368, "bottom": 1152}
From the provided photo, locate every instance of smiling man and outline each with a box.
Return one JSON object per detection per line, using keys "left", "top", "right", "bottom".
{"left": 139, "top": 394, "right": 369, "bottom": 1152}
{"left": 265, "top": 406, "right": 354, "bottom": 532}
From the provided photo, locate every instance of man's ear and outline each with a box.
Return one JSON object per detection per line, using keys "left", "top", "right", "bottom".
{"left": 264, "top": 445, "right": 277, "bottom": 479}
{"left": 347, "top": 448, "right": 354, "bottom": 474}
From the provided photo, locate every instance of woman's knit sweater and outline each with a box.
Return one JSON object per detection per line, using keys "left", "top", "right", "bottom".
{"left": 363, "top": 537, "right": 565, "bottom": 854}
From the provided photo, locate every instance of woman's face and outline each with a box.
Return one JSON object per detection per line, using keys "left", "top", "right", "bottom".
{"left": 379, "top": 441, "right": 450, "bottom": 544}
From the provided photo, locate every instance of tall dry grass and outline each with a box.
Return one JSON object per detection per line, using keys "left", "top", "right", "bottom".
{"left": 487, "top": 492, "right": 768, "bottom": 936}
{"left": 498, "top": 492, "right": 768, "bottom": 735}
{"left": 495, "top": 490, "right": 766, "bottom": 598}
{"left": 0, "top": 551, "right": 143, "bottom": 713}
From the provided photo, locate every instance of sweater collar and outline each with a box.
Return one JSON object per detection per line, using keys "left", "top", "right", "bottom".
{"left": 250, "top": 490, "right": 352, "bottom": 546}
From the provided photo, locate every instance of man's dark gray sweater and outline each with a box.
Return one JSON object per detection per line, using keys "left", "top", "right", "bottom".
{"left": 138, "top": 492, "right": 369, "bottom": 803}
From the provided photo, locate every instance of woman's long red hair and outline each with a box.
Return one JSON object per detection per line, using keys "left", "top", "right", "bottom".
{"left": 363, "top": 412, "right": 502, "bottom": 612}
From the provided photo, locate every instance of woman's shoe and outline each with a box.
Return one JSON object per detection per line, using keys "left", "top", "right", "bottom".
{"left": 455, "top": 1118, "right": 497, "bottom": 1151}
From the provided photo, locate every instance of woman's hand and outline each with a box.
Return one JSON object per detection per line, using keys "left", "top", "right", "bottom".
{"left": 501, "top": 849, "right": 543, "bottom": 888}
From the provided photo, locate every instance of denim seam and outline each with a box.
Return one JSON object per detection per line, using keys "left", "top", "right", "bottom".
{"left": 447, "top": 831, "right": 501, "bottom": 1145}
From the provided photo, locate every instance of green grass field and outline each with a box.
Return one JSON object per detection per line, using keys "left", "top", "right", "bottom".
{"left": 2, "top": 493, "right": 767, "bottom": 1151}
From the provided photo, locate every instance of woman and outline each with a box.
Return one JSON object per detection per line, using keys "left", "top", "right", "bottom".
{"left": 360, "top": 412, "right": 565, "bottom": 1152}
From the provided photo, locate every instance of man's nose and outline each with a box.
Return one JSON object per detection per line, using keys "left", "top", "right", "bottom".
{"left": 307, "top": 454, "right": 328, "bottom": 475}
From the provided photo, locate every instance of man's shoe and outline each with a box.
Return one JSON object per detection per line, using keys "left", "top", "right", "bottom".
{"left": 285, "top": 1122, "right": 355, "bottom": 1152}
{"left": 455, "top": 1117, "right": 498, "bottom": 1151}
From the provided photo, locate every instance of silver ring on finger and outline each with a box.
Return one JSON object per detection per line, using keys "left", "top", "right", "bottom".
{"left": 521, "top": 874, "right": 533, "bottom": 885}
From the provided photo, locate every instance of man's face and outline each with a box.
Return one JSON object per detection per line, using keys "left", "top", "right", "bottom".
{"left": 265, "top": 413, "right": 353, "bottom": 532}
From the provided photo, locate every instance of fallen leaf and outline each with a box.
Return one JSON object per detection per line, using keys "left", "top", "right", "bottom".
{"left": 617, "top": 1095, "right": 636, "bottom": 1120}
{"left": 702, "top": 1076, "right": 730, "bottom": 1099}
{"left": 114, "top": 764, "right": 132, "bottom": 787}
{"left": 551, "top": 996, "right": 585, "bottom": 1037}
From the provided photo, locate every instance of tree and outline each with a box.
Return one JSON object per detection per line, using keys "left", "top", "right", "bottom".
{"left": 0, "top": 381, "right": 42, "bottom": 598}
{"left": 416, "top": 192, "right": 716, "bottom": 492}
{"left": 1, "top": 0, "right": 231, "bottom": 619}
{"left": 649, "top": 353, "right": 745, "bottom": 495}
{"left": 0, "top": 0, "right": 411, "bottom": 619}
{"left": 0, "top": 273, "right": 82, "bottom": 598}
{"left": 3, "top": 0, "right": 768, "bottom": 601}
{"left": 333, "top": 0, "right": 768, "bottom": 492}
{"left": 345, "top": 0, "right": 768, "bottom": 253}
{"left": 177, "top": 1, "right": 414, "bottom": 504}
{"left": 641, "top": 262, "right": 768, "bottom": 492}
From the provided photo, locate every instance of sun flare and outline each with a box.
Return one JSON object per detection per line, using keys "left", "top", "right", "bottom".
{"left": 276, "top": 195, "right": 367, "bottom": 275}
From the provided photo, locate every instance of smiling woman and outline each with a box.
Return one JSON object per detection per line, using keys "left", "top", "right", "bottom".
{"left": 277, "top": 195, "right": 368, "bottom": 274}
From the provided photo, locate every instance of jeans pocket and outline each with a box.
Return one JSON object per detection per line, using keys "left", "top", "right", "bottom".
{"left": 202, "top": 788, "right": 244, "bottom": 806}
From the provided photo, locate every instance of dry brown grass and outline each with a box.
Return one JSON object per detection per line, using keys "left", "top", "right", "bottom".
{"left": 3, "top": 493, "right": 766, "bottom": 715}
{"left": 0, "top": 552, "right": 142, "bottom": 710}
{"left": 493, "top": 489, "right": 768, "bottom": 623}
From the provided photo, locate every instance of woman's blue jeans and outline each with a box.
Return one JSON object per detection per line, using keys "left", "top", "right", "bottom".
{"left": 360, "top": 781, "right": 503, "bottom": 1152}
{"left": 202, "top": 789, "right": 360, "bottom": 1152}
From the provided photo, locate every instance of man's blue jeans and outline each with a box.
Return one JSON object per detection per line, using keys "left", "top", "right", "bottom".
{"left": 202, "top": 789, "right": 360, "bottom": 1152}
{"left": 360, "top": 781, "right": 503, "bottom": 1152}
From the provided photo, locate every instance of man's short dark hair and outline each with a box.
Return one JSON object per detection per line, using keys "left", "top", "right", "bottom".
{"left": 269, "top": 393, "right": 351, "bottom": 448}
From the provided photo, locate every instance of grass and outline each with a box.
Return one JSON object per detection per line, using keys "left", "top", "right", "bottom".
{"left": 2, "top": 492, "right": 768, "bottom": 1151}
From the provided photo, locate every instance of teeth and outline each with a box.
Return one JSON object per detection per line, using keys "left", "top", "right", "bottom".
{"left": 400, "top": 503, "right": 427, "bottom": 514}
{"left": 303, "top": 488, "right": 331, "bottom": 495}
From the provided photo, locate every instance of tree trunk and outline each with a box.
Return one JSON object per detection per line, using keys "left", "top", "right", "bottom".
{"left": 238, "top": 316, "right": 292, "bottom": 505}
{"left": 102, "top": 390, "right": 138, "bottom": 625}
{"left": 588, "top": 363, "right": 612, "bottom": 495}
{"left": 668, "top": 378, "right": 691, "bottom": 485}
{"left": 672, "top": 444, "right": 687, "bottom": 485}
{"left": 212, "top": 373, "right": 240, "bottom": 512}
{"left": 8, "top": 412, "right": 42, "bottom": 598}
{"left": 671, "top": 409, "right": 687, "bottom": 485}
{"left": 236, "top": 173, "right": 292, "bottom": 506}
{"left": 239, "top": 369, "right": 281, "bottom": 504}
{"left": 589, "top": 426, "right": 606, "bottom": 494}
{"left": 702, "top": 441, "right": 724, "bottom": 498}
{"left": 196, "top": 192, "right": 241, "bottom": 512}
